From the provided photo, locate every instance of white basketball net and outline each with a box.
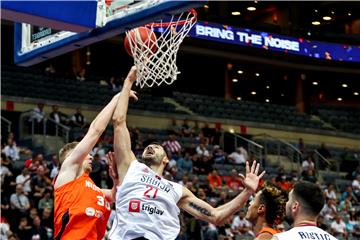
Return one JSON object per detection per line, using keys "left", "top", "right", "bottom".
{"left": 126, "top": 10, "right": 196, "bottom": 88}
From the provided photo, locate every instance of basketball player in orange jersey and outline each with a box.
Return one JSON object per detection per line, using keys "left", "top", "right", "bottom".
{"left": 108, "top": 66, "right": 266, "bottom": 240}
{"left": 54, "top": 66, "right": 138, "bottom": 240}
{"left": 245, "top": 184, "right": 287, "bottom": 240}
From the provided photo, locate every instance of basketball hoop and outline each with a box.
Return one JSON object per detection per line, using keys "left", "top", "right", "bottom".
{"left": 126, "top": 9, "right": 197, "bottom": 88}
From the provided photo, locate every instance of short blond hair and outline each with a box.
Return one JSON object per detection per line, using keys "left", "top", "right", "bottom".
{"left": 58, "top": 142, "right": 79, "bottom": 169}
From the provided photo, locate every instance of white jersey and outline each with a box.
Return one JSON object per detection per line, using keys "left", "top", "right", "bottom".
{"left": 109, "top": 160, "right": 183, "bottom": 240}
{"left": 274, "top": 226, "right": 337, "bottom": 240}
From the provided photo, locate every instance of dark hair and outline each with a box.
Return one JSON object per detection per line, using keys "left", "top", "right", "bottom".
{"left": 259, "top": 184, "right": 288, "bottom": 225}
{"left": 293, "top": 181, "right": 325, "bottom": 216}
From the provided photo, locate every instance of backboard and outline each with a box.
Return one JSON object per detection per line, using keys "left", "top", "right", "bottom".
{"left": 5, "top": 0, "right": 204, "bottom": 66}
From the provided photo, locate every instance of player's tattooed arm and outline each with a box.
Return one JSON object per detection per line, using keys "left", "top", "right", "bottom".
{"left": 188, "top": 202, "right": 213, "bottom": 217}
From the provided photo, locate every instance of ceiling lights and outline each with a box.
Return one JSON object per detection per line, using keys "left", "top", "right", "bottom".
{"left": 266, "top": 85, "right": 270, "bottom": 89}
{"left": 337, "top": 97, "right": 343, "bottom": 101}
{"left": 247, "top": 6, "right": 256, "bottom": 11}
{"left": 238, "top": 70, "right": 244, "bottom": 74}
{"left": 232, "top": 11, "right": 241, "bottom": 16}
{"left": 237, "top": 97, "right": 242, "bottom": 100}
{"left": 342, "top": 83, "right": 348, "bottom": 88}
{"left": 312, "top": 21, "right": 321, "bottom": 26}
{"left": 232, "top": 78, "right": 238, "bottom": 83}
{"left": 255, "top": 73, "right": 260, "bottom": 77}
{"left": 323, "top": 16, "right": 332, "bottom": 21}
{"left": 312, "top": 81, "right": 319, "bottom": 85}
{"left": 354, "top": 92, "right": 359, "bottom": 96}
{"left": 251, "top": 91, "right": 257, "bottom": 95}
{"left": 265, "top": 99, "right": 270, "bottom": 103}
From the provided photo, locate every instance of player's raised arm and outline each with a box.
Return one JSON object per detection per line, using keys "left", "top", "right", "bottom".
{"left": 178, "top": 161, "right": 265, "bottom": 226}
{"left": 55, "top": 91, "right": 122, "bottom": 189}
{"left": 112, "top": 66, "right": 137, "bottom": 185}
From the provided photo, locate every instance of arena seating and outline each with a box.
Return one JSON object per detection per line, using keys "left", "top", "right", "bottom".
{"left": 173, "top": 92, "right": 326, "bottom": 130}
{"left": 311, "top": 104, "right": 360, "bottom": 134}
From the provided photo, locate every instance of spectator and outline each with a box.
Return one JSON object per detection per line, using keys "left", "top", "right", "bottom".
{"left": 330, "top": 215, "right": 347, "bottom": 239}
{"left": 30, "top": 216, "right": 48, "bottom": 240}
{"left": 324, "top": 183, "right": 337, "bottom": 200}
{"left": 339, "top": 195, "right": 353, "bottom": 212}
{"left": 320, "top": 198, "right": 337, "bottom": 221}
{"left": 212, "top": 145, "right": 225, "bottom": 164}
{"left": 302, "top": 169, "right": 318, "bottom": 183}
{"left": 352, "top": 174, "right": 360, "bottom": 196}
{"left": 231, "top": 210, "right": 252, "bottom": 237}
{"left": 277, "top": 174, "right": 292, "bottom": 191}
{"left": 185, "top": 143, "right": 197, "bottom": 156}
{"left": 2, "top": 138, "right": 20, "bottom": 161}
{"left": 298, "top": 138, "right": 305, "bottom": 154}
{"left": 28, "top": 103, "right": 46, "bottom": 134}
{"left": 0, "top": 155, "right": 12, "bottom": 186}
{"left": 181, "top": 119, "right": 192, "bottom": 137}
{"left": 351, "top": 165, "right": 360, "bottom": 180}
{"left": 225, "top": 169, "right": 243, "bottom": 193}
{"left": 109, "top": 76, "right": 121, "bottom": 92}
{"left": 318, "top": 142, "right": 332, "bottom": 159}
{"left": 191, "top": 120, "right": 201, "bottom": 138}
{"left": 207, "top": 170, "right": 222, "bottom": 191}
{"left": 30, "top": 166, "right": 52, "bottom": 205}
{"left": 201, "top": 122, "right": 215, "bottom": 144}
{"left": 71, "top": 107, "right": 87, "bottom": 128}
{"left": 49, "top": 155, "right": 59, "bottom": 179}
{"left": 177, "top": 153, "right": 193, "bottom": 174}
{"left": 75, "top": 68, "right": 86, "bottom": 81}
{"left": 16, "top": 168, "right": 31, "bottom": 195}
{"left": 201, "top": 156, "right": 213, "bottom": 175}
{"left": 228, "top": 147, "right": 248, "bottom": 165}
{"left": 38, "top": 191, "right": 53, "bottom": 210}
{"left": 27, "top": 153, "right": 48, "bottom": 174}
{"left": 48, "top": 105, "right": 68, "bottom": 135}
{"left": 0, "top": 218, "right": 11, "bottom": 240}
{"left": 40, "top": 207, "right": 53, "bottom": 230}
{"left": 301, "top": 155, "right": 315, "bottom": 174}
{"left": 17, "top": 217, "right": 32, "bottom": 240}
{"left": 196, "top": 143, "right": 210, "bottom": 157}
{"left": 10, "top": 184, "right": 30, "bottom": 216}
{"left": 341, "top": 186, "right": 358, "bottom": 204}
{"left": 343, "top": 214, "right": 355, "bottom": 237}
{"left": 162, "top": 134, "right": 181, "bottom": 155}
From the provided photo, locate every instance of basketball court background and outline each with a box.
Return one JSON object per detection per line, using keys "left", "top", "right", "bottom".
{"left": 1, "top": 1, "right": 360, "bottom": 240}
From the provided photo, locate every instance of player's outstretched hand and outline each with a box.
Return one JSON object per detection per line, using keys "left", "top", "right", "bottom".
{"left": 239, "top": 161, "right": 265, "bottom": 193}
{"left": 107, "top": 151, "right": 119, "bottom": 186}
{"left": 125, "top": 66, "right": 137, "bottom": 83}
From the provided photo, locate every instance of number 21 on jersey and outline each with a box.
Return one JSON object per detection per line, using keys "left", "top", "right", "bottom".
{"left": 143, "top": 185, "right": 158, "bottom": 199}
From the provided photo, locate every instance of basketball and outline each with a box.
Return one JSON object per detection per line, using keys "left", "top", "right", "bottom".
{"left": 124, "top": 27, "right": 157, "bottom": 56}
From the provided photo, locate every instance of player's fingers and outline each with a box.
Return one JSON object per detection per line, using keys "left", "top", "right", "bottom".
{"left": 238, "top": 174, "right": 245, "bottom": 181}
{"left": 250, "top": 160, "right": 256, "bottom": 173}
{"left": 255, "top": 163, "right": 260, "bottom": 175}
{"left": 259, "top": 171, "right": 266, "bottom": 179}
{"left": 246, "top": 161, "right": 250, "bottom": 173}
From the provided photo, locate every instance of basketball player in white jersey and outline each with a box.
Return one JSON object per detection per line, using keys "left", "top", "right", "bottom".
{"left": 271, "top": 181, "right": 337, "bottom": 240}
{"left": 108, "top": 66, "right": 266, "bottom": 240}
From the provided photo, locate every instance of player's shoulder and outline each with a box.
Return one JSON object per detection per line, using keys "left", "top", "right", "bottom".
{"left": 274, "top": 226, "right": 337, "bottom": 240}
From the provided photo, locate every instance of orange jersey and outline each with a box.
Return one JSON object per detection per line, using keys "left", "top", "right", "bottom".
{"left": 256, "top": 227, "right": 280, "bottom": 238}
{"left": 54, "top": 173, "right": 111, "bottom": 240}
